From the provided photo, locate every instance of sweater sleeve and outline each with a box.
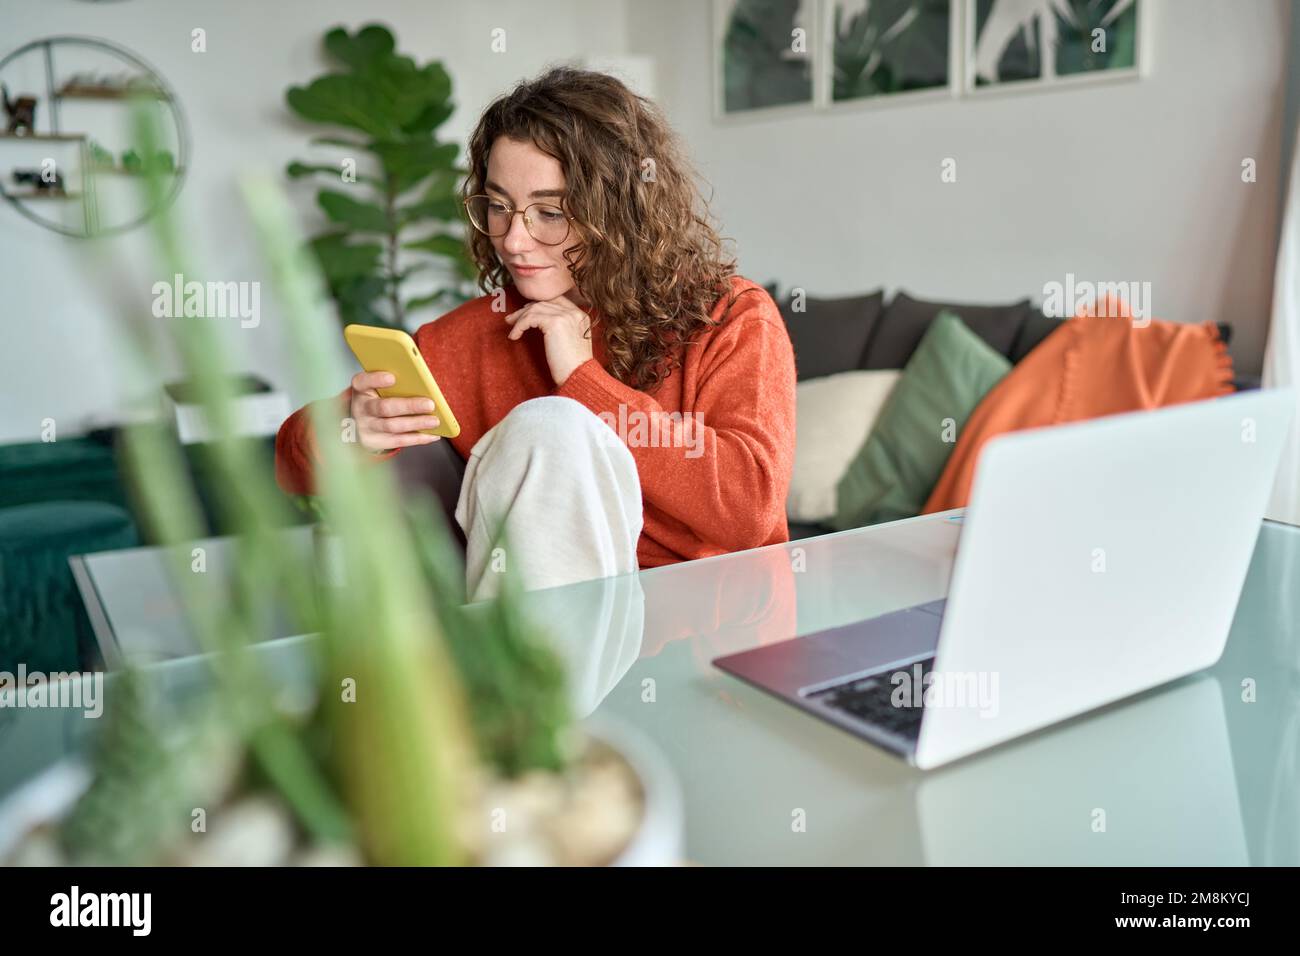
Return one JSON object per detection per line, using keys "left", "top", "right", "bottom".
{"left": 274, "top": 386, "right": 397, "bottom": 496}
{"left": 553, "top": 304, "right": 796, "bottom": 553}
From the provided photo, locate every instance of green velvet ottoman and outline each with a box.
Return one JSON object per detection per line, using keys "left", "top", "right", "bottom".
{"left": 0, "top": 502, "right": 138, "bottom": 673}
{"left": 0, "top": 436, "right": 130, "bottom": 511}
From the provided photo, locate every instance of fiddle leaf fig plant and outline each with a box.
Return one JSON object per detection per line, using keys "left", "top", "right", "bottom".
{"left": 285, "top": 23, "right": 476, "bottom": 329}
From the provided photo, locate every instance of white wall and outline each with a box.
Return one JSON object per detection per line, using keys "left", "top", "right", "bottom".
{"left": 0, "top": 0, "right": 628, "bottom": 443}
{"left": 0, "top": 0, "right": 1291, "bottom": 444}
{"left": 628, "top": 0, "right": 1290, "bottom": 379}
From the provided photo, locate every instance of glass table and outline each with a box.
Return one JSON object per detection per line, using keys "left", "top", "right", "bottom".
{"left": 5, "top": 510, "right": 1299, "bottom": 865}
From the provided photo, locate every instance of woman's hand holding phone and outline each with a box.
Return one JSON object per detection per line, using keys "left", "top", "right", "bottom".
{"left": 349, "top": 371, "right": 443, "bottom": 452}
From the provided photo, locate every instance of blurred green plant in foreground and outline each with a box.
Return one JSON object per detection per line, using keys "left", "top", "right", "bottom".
{"left": 59, "top": 104, "right": 572, "bottom": 866}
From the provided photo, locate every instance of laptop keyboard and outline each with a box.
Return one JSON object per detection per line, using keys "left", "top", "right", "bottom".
{"left": 807, "top": 656, "right": 935, "bottom": 740}
{"left": 914, "top": 598, "right": 948, "bottom": 617}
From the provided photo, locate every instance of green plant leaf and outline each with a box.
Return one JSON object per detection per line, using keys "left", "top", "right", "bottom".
{"left": 394, "top": 262, "right": 434, "bottom": 281}
{"left": 351, "top": 56, "right": 452, "bottom": 134}
{"left": 405, "top": 291, "right": 451, "bottom": 313}
{"left": 404, "top": 234, "right": 476, "bottom": 282}
{"left": 403, "top": 233, "right": 466, "bottom": 258}
{"left": 426, "top": 167, "right": 464, "bottom": 192}
{"left": 287, "top": 57, "right": 449, "bottom": 141}
{"left": 310, "top": 136, "right": 372, "bottom": 150}
{"left": 397, "top": 193, "right": 460, "bottom": 226}
{"left": 287, "top": 160, "right": 380, "bottom": 186}
{"left": 405, "top": 504, "right": 573, "bottom": 778}
{"left": 402, "top": 96, "right": 455, "bottom": 136}
{"left": 334, "top": 273, "right": 391, "bottom": 327}
{"left": 373, "top": 140, "right": 459, "bottom": 194}
{"left": 289, "top": 27, "right": 450, "bottom": 140}
{"left": 317, "top": 190, "right": 390, "bottom": 232}
{"left": 323, "top": 23, "right": 395, "bottom": 70}
{"left": 310, "top": 231, "right": 383, "bottom": 282}
{"left": 287, "top": 74, "right": 404, "bottom": 140}
{"left": 249, "top": 719, "right": 354, "bottom": 844}
{"left": 396, "top": 167, "right": 464, "bottom": 225}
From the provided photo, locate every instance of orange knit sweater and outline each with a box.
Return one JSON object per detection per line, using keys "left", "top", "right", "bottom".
{"left": 275, "top": 275, "right": 797, "bottom": 568}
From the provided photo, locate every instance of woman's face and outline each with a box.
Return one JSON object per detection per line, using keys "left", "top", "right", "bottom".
{"left": 484, "top": 136, "right": 585, "bottom": 304}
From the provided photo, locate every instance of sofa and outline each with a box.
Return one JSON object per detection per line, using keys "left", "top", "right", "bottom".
{"left": 395, "top": 284, "right": 1248, "bottom": 549}
{"left": 770, "top": 284, "right": 1245, "bottom": 540}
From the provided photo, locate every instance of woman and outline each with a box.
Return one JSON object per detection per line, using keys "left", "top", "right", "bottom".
{"left": 276, "top": 67, "right": 796, "bottom": 600}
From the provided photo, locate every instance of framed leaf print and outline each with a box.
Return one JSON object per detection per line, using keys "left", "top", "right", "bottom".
{"left": 828, "top": 0, "right": 955, "bottom": 106}
{"left": 965, "top": 0, "right": 1146, "bottom": 93}
{"left": 715, "top": 0, "right": 817, "bottom": 115}
{"left": 711, "top": 0, "right": 1150, "bottom": 120}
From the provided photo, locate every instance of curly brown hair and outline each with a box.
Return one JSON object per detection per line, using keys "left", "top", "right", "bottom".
{"left": 463, "top": 66, "right": 741, "bottom": 392}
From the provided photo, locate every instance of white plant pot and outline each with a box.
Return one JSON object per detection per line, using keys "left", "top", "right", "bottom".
{"left": 588, "top": 718, "right": 684, "bottom": 867}
{"left": 0, "top": 721, "right": 683, "bottom": 866}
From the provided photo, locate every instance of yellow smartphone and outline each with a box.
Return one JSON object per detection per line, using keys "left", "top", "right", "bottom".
{"left": 343, "top": 324, "right": 460, "bottom": 439}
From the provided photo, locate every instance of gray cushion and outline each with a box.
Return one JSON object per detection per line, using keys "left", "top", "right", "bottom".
{"left": 787, "top": 520, "right": 833, "bottom": 540}
{"left": 778, "top": 289, "right": 886, "bottom": 380}
{"left": 862, "top": 291, "right": 1033, "bottom": 370}
{"left": 1008, "top": 310, "right": 1062, "bottom": 363}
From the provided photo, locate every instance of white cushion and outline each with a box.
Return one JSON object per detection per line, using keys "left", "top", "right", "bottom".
{"left": 787, "top": 369, "right": 901, "bottom": 523}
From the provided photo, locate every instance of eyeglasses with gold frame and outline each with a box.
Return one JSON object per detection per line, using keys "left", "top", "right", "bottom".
{"left": 463, "top": 193, "right": 576, "bottom": 246}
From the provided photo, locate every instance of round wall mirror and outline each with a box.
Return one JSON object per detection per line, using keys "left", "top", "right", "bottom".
{"left": 0, "top": 35, "right": 187, "bottom": 237}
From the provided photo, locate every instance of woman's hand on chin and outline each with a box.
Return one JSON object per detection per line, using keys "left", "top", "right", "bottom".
{"left": 504, "top": 293, "right": 594, "bottom": 386}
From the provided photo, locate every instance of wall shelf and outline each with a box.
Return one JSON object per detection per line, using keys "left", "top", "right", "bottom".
{"left": 55, "top": 84, "right": 170, "bottom": 101}
{"left": 87, "top": 163, "right": 184, "bottom": 176}
{"left": 0, "top": 133, "right": 86, "bottom": 141}
{"left": 0, "top": 36, "right": 188, "bottom": 237}
{"left": 5, "top": 190, "right": 80, "bottom": 200}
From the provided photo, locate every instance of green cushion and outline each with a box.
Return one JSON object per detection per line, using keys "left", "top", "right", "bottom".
{"left": 830, "top": 312, "right": 1010, "bottom": 530}
{"left": 0, "top": 501, "right": 138, "bottom": 673}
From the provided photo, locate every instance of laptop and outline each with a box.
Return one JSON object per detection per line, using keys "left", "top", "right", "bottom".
{"left": 916, "top": 675, "right": 1247, "bottom": 863}
{"left": 714, "top": 388, "right": 1296, "bottom": 769}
